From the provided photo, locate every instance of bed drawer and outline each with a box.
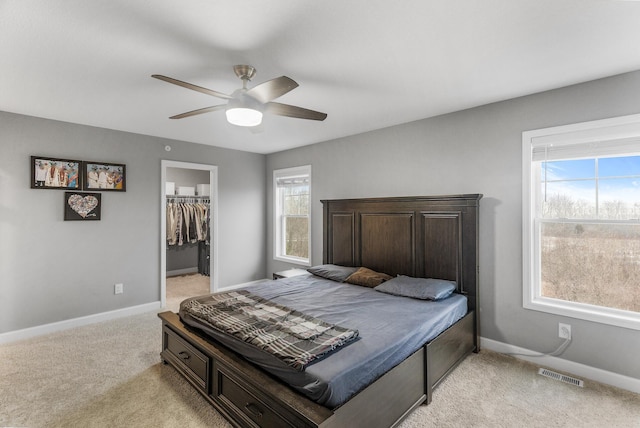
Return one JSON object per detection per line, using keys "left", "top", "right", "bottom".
{"left": 162, "top": 326, "right": 210, "bottom": 393}
{"left": 213, "top": 363, "right": 298, "bottom": 428}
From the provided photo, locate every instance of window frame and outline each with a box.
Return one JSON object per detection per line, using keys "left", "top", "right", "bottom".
{"left": 522, "top": 113, "right": 640, "bottom": 331}
{"left": 273, "top": 165, "right": 311, "bottom": 266}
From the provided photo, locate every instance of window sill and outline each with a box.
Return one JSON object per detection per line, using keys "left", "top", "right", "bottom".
{"left": 524, "top": 296, "right": 640, "bottom": 331}
{"left": 273, "top": 255, "right": 310, "bottom": 267}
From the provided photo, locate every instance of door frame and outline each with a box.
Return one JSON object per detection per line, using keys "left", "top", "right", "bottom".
{"left": 160, "top": 160, "right": 219, "bottom": 308}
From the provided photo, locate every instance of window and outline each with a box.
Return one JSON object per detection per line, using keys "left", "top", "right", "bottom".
{"left": 274, "top": 165, "right": 311, "bottom": 265}
{"left": 523, "top": 114, "right": 640, "bottom": 330}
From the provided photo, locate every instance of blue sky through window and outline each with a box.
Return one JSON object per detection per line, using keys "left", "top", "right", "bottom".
{"left": 541, "top": 155, "right": 640, "bottom": 216}
{"left": 600, "top": 156, "right": 640, "bottom": 177}
{"left": 543, "top": 159, "right": 594, "bottom": 180}
{"left": 543, "top": 156, "right": 640, "bottom": 181}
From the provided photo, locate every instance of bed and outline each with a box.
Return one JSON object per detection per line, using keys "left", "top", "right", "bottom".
{"left": 158, "top": 194, "right": 482, "bottom": 428}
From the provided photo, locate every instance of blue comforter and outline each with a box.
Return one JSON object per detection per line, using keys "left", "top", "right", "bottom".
{"left": 179, "top": 273, "right": 467, "bottom": 408}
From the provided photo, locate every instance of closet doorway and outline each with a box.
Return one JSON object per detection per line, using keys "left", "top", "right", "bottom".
{"left": 160, "top": 160, "right": 218, "bottom": 309}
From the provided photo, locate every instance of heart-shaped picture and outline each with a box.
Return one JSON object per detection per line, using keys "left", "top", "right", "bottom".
{"left": 65, "top": 192, "right": 101, "bottom": 220}
{"left": 68, "top": 194, "right": 99, "bottom": 217}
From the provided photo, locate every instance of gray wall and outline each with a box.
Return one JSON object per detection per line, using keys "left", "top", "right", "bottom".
{"left": 0, "top": 111, "right": 266, "bottom": 333}
{"left": 266, "top": 70, "right": 640, "bottom": 380}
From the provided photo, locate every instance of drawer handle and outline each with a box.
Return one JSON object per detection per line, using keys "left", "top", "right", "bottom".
{"left": 244, "top": 402, "right": 263, "bottom": 419}
{"left": 178, "top": 351, "right": 190, "bottom": 360}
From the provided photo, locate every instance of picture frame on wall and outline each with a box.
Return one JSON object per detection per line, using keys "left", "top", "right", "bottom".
{"left": 30, "top": 156, "right": 83, "bottom": 190}
{"left": 83, "top": 161, "right": 126, "bottom": 191}
{"left": 64, "top": 192, "right": 101, "bottom": 221}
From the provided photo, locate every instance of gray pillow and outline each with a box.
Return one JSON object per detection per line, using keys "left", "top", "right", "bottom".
{"left": 307, "top": 264, "right": 358, "bottom": 282}
{"left": 374, "top": 275, "right": 456, "bottom": 300}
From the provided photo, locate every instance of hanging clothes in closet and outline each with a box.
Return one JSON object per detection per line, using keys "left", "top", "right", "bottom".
{"left": 166, "top": 197, "right": 210, "bottom": 246}
{"left": 167, "top": 196, "right": 211, "bottom": 276}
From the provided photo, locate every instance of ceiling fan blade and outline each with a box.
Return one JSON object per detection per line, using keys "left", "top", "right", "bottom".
{"left": 169, "top": 104, "right": 226, "bottom": 119}
{"left": 246, "top": 76, "right": 298, "bottom": 103}
{"left": 265, "top": 102, "right": 327, "bottom": 121}
{"left": 152, "top": 75, "right": 232, "bottom": 100}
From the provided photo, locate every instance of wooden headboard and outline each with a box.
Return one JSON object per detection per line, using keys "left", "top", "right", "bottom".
{"left": 322, "top": 194, "right": 482, "bottom": 315}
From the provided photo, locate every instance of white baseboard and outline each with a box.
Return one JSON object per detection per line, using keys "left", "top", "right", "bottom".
{"left": 0, "top": 301, "right": 162, "bottom": 345}
{"left": 481, "top": 337, "right": 640, "bottom": 395}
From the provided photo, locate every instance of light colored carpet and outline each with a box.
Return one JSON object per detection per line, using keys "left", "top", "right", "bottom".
{"left": 1, "top": 275, "right": 639, "bottom": 427}
{"left": 401, "top": 351, "right": 640, "bottom": 428}
{"left": 166, "top": 273, "right": 211, "bottom": 312}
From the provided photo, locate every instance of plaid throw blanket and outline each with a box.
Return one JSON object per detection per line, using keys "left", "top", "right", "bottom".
{"left": 181, "top": 291, "right": 359, "bottom": 371}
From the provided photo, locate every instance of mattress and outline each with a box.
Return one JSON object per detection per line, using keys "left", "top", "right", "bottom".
{"left": 179, "top": 273, "right": 468, "bottom": 408}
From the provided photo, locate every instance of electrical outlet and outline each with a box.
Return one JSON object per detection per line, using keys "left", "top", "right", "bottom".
{"left": 559, "top": 323, "right": 571, "bottom": 340}
{"left": 114, "top": 283, "right": 124, "bottom": 294}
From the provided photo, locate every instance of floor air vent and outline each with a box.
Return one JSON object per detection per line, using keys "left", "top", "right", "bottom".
{"left": 538, "top": 368, "right": 584, "bottom": 387}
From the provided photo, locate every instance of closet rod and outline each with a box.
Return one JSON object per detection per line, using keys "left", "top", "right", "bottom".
{"left": 166, "top": 195, "right": 210, "bottom": 203}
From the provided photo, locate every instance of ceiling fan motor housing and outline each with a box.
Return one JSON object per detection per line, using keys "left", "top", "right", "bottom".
{"left": 233, "top": 65, "right": 256, "bottom": 82}
{"left": 226, "top": 88, "right": 264, "bottom": 126}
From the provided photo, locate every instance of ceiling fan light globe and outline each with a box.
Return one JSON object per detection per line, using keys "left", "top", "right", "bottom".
{"left": 226, "top": 108, "right": 263, "bottom": 127}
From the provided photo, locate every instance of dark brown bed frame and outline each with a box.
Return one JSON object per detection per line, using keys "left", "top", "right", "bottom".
{"left": 158, "top": 194, "right": 481, "bottom": 428}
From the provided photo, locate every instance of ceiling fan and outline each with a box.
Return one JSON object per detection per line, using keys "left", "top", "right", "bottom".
{"left": 152, "top": 65, "right": 327, "bottom": 127}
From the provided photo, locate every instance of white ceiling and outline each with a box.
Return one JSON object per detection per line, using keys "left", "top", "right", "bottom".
{"left": 2, "top": 1, "right": 640, "bottom": 154}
